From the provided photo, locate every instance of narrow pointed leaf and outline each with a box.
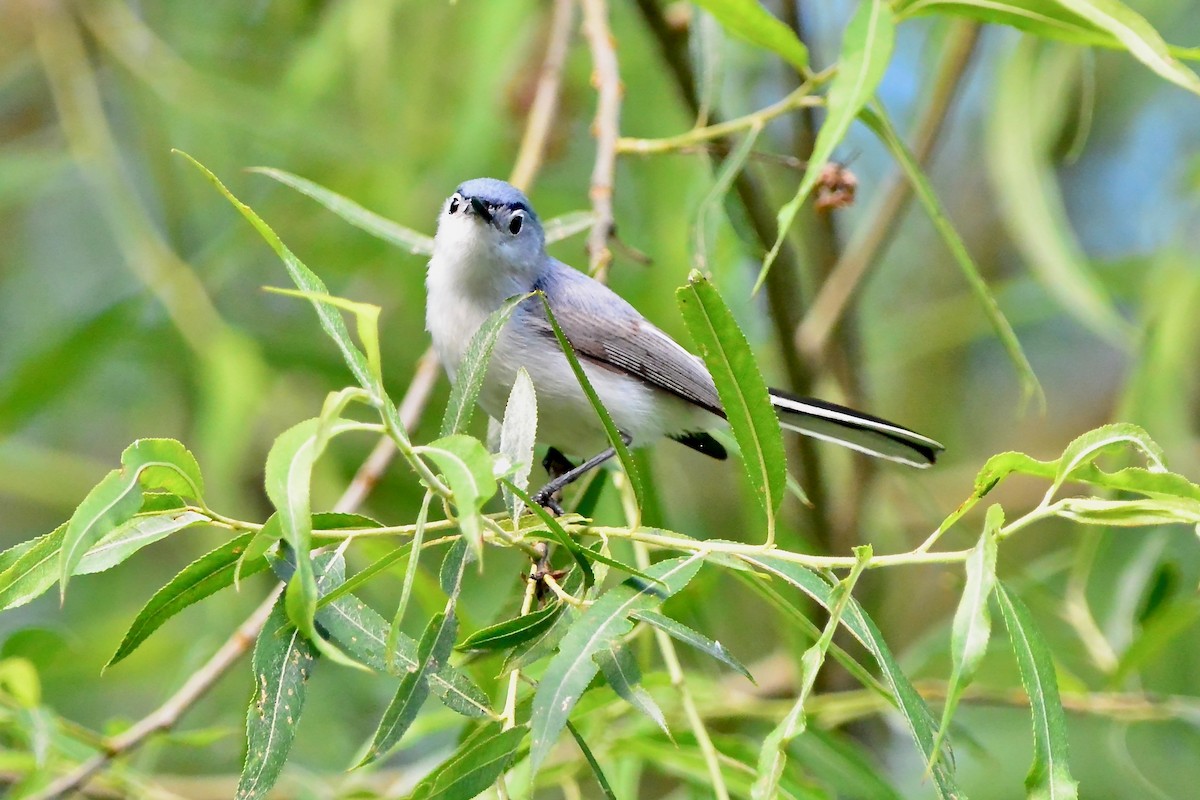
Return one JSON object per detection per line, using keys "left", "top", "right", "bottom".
{"left": 995, "top": 582, "right": 1079, "bottom": 800}
{"left": 566, "top": 720, "right": 619, "bottom": 800}
{"left": 108, "top": 532, "right": 270, "bottom": 668}
{"left": 929, "top": 505, "right": 1001, "bottom": 771}
{"left": 742, "top": 554, "right": 960, "bottom": 799}
{"left": 859, "top": 105, "right": 1043, "bottom": 406}
{"left": 595, "top": 644, "right": 669, "bottom": 736}
{"left": 78, "top": 511, "right": 209, "bottom": 576}
{"left": 677, "top": 272, "right": 785, "bottom": 535}
{"left": 235, "top": 556, "right": 343, "bottom": 800}
{"left": 408, "top": 721, "right": 527, "bottom": 800}
{"left": 499, "top": 368, "right": 538, "bottom": 521}
{"left": 753, "top": 548, "right": 870, "bottom": 800}
{"left": 538, "top": 294, "right": 644, "bottom": 511}
{"left": 529, "top": 555, "right": 703, "bottom": 775}
{"left": 421, "top": 435, "right": 497, "bottom": 561}
{"left": 987, "top": 39, "right": 1131, "bottom": 345}
{"left": 264, "top": 417, "right": 370, "bottom": 666}
{"left": 692, "top": 0, "right": 809, "bottom": 72}
{"left": 630, "top": 609, "right": 753, "bottom": 682}
{"left": 177, "top": 152, "right": 378, "bottom": 396}
{"left": 440, "top": 294, "right": 532, "bottom": 437}
{"left": 360, "top": 611, "right": 458, "bottom": 765}
{"left": 759, "top": 0, "right": 893, "bottom": 286}
{"left": 249, "top": 166, "right": 435, "bottom": 254}
{"left": 502, "top": 480, "right": 593, "bottom": 588}
{"left": 316, "top": 591, "right": 490, "bottom": 718}
{"left": 0, "top": 526, "right": 67, "bottom": 611}
{"left": 458, "top": 601, "right": 564, "bottom": 652}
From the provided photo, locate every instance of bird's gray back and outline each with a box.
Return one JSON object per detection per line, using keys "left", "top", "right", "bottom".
{"left": 524, "top": 261, "right": 724, "bottom": 417}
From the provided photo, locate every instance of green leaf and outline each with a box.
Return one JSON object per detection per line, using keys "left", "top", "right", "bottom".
{"left": 594, "top": 643, "right": 669, "bottom": 736}
{"left": 1053, "top": 0, "right": 1200, "bottom": 95}
{"left": 77, "top": 511, "right": 209, "bottom": 576}
{"left": 407, "top": 721, "right": 526, "bottom": 800}
{"left": 529, "top": 555, "right": 703, "bottom": 775}
{"left": 995, "top": 582, "right": 1079, "bottom": 800}
{"left": 758, "top": 0, "right": 893, "bottom": 288}
{"left": 677, "top": 272, "right": 786, "bottom": 538}
{"left": 108, "top": 533, "right": 270, "bottom": 668}
{"left": 753, "top": 547, "right": 870, "bottom": 800}
{"left": 692, "top": 123, "right": 763, "bottom": 270}
{"left": 59, "top": 438, "right": 205, "bottom": 597}
{"left": 742, "top": 555, "right": 960, "bottom": 799}
{"left": 264, "top": 287, "right": 383, "bottom": 387}
{"left": 630, "top": 609, "right": 753, "bottom": 682}
{"left": 440, "top": 293, "right": 532, "bottom": 437}
{"left": 1053, "top": 496, "right": 1200, "bottom": 528}
{"left": 177, "top": 152, "right": 379, "bottom": 397}
{"left": 566, "top": 720, "right": 619, "bottom": 800}
{"left": 0, "top": 526, "right": 65, "bottom": 611}
{"left": 537, "top": 294, "right": 644, "bottom": 512}
{"left": 249, "top": 166, "right": 435, "bottom": 254}
{"left": 386, "top": 491, "right": 434, "bottom": 672}
{"left": 264, "top": 417, "right": 371, "bottom": 666}
{"left": 316, "top": 589, "right": 490, "bottom": 718}
{"left": 458, "top": 601, "right": 564, "bottom": 652}
{"left": 929, "top": 505, "right": 1001, "bottom": 773}
{"left": 235, "top": 555, "right": 343, "bottom": 800}
{"left": 499, "top": 368, "right": 538, "bottom": 521}
{"left": 360, "top": 611, "right": 459, "bottom": 765}
{"left": 1051, "top": 423, "right": 1166, "bottom": 496}
{"left": 986, "top": 38, "right": 1132, "bottom": 345}
{"left": 419, "top": 435, "right": 497, "bottom": 561}
{"left": 859, "top": 105, "right": 1044, "bottom": 407}
{"left": 895, "top": 0, "right": 1200, "bottom": 68}
{"left": 0, "top": 511, "right": 206, "bottom": 611}
{"left": 692, "top": 0, "right": 809, "bottom": 72}
{"left": 787, "top": 728, "right": 905, "bottom": 800}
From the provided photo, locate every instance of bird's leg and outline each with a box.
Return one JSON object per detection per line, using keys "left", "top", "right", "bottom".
{"left": 531, "top": 435, "right": 631, "bottom": 516}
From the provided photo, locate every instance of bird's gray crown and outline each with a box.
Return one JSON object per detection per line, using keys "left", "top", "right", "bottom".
{"left": 455, "top": 178, "right": 538, "bottom": 222}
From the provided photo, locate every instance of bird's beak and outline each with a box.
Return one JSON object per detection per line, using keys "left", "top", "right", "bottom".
{"left": 468, "top": 197, "right": 494, "bottom": 224}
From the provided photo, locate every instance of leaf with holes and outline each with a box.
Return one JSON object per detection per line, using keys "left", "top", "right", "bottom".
{"left": 235, "top": 555, "right": 342, "bottom": 800}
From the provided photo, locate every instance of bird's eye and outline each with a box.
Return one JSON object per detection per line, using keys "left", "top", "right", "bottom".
{"left": 448, "top": 195, "right": 461, "bottom": 215}
{"left": 508, "top": 212, "right": 524, "bottom": 235}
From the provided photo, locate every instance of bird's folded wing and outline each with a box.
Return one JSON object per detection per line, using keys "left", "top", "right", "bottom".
{"left": 529, "top": 264, "right": 724, "bottom": 417}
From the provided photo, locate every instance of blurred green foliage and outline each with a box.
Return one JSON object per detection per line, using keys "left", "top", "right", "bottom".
{"left": 2, "top": 0, "right": 1200, "bottom": 798}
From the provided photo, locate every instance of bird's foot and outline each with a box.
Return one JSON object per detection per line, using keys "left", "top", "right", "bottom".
{"left": 531, "top": 487, "right": 565, "bottom": 517}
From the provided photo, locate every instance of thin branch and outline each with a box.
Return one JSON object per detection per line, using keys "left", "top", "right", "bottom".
{"left": 28, "top": 592, "right": 280, "bottom": 800}
{"left": 616, "top": 85, "right": 824, "bottom": 155}
{"left": 795, "top": 21, "right": 981, "bottom": 362}
{"left": 509, "top": 0, "right": 576, "bottom": 193}
{"left": 580, "top": 0, "right": 621, "bottom": 280}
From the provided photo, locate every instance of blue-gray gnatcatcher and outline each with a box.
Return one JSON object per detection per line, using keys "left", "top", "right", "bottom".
{"left": 426, "top": 178, "right": 943, "bottom": 511}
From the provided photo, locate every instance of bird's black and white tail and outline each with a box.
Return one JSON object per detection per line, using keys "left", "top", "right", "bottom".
{"left": 769, "top": 389, "right": 943, "bottom": 467}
